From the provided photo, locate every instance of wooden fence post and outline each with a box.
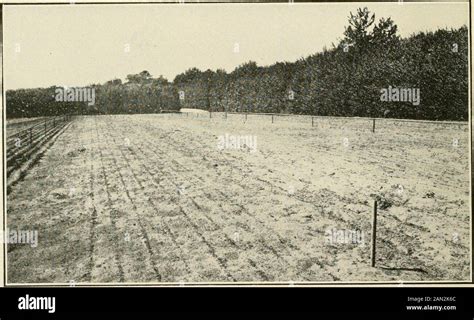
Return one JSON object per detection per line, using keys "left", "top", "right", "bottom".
{"left": 272, "top": 114, "right": 274, "bottom": 124}
{"left": 371, "top": 200, "right": 378, "bottom": 267}
{"left": 372, "top": 119, "right": 376, "bottom": 133}
{"left": 312, "top": 116, "right": 314, "bottom": 127}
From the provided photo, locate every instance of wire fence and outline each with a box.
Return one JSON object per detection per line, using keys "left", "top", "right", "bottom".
{"left": 6, "top": 114, "right": 73, "bottom": 177}
{"left": 170, "top": 110, "right": 469, "bottom": 132}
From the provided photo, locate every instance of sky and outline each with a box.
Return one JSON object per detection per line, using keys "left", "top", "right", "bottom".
{"left": 3, "top": 2, "right": 469, "bottom": 90}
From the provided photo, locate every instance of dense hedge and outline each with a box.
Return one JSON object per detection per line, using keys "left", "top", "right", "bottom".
{"left": 6, "top": 8, "right": 468, "bottom": 121}
{"left": 93, "top": 77, "right": 179, "bottom": 115}
{"left": 6, "top": 72, "right": 180, "bottom": 118}
{"left": 174, "top": 8, "right": 468, "bottom": 121}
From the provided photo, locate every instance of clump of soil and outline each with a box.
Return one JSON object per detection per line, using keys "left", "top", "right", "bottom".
{"left": 370, "top": 184, "right": 411, "bottom": 210}
{"left": 67, "top": 146, "right": 86, "bottom": 157}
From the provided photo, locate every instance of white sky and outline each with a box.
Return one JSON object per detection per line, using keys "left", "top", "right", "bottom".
{"left": 3, "top": 2, "right": 469, "bottom": 89}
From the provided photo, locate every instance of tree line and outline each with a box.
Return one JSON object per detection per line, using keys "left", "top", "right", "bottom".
{"left": 6, "top": 8, "right": 468, "bottom": 121}
{"left": 6, "top": 71, "right": 180, "bottom": 118}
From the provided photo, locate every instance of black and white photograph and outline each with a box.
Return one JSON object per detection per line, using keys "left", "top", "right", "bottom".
{"left": 1, "top": 2, "right": 471, "bottom": 285}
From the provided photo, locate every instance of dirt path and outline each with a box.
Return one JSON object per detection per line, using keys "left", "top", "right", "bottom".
{"left": 6, "top": 114, "right": 470, "bottom": 283}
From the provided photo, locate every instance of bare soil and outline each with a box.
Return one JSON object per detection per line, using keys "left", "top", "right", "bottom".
{"left": 6, "top": 113, "right": 470, "bottom": 283}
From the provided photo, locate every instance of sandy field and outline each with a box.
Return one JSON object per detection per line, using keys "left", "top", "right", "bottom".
{"left": 6, "top": 113, "right": 470, "bottom": 283}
